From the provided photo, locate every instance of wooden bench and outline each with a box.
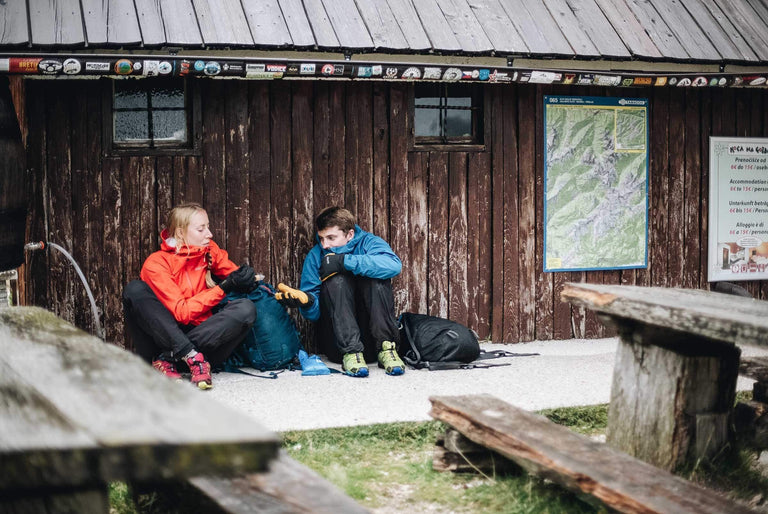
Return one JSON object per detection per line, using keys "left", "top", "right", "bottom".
{"left": 561, "top": 283, "right": 768, "bottom": 470}
{"left": 0, "top": 307, "right": 282, "bottom": 512}
{"left": 430, "top": 394, "right": 756, "bottom": 514}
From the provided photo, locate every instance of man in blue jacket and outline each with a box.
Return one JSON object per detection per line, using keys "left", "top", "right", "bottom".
{"left": 276, "top": 206, "right": 405, "bottom": 377}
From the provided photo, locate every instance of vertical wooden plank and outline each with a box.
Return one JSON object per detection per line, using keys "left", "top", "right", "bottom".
{"left": 138, "top": 157, "right": 156, "bottom": 267}
{"left": 372, "top": 83, "right": 390, "bottom": 241}
{"left": 408, "top": 151, "right": 428, "bottom": 315}
{"left": 471, "top": 151, "right": 492, "bottom": 339}
{"left": 389, "top": 84, "right": 410, "bottom": 314}
{"left": 535, "top": 85, "right": 553, "bottom": 340}
{"left": 102, "top": 158, "right": 123, "bottom": 344}
{"left": 26, "top": 82, "right": 48, "bottom": 308}
{"left": 428, "top": 152, "right": 449, "bottom": 318}
{"left": 517, "top": 85, "right": 536, "bottom": 341}
{"left": 47, "top": 88, "right": 74, "bottom": 324}
{"left": 292, "top": 82, "right": 314, "bottom": 285}
{"left": 683, "top": 89, "right": 702, "bottom": 290}
{"left": 202, "top": 81, "right": 226, "bottom": 249}
{"left": 312, "top": 82, "right": 330, "bottom": 221}
{"left": 448, "top": 152, "right": 468, "bottom": 326}
{"left": 467, "top": 150, "right": 480, "bottom": 332}
{"left": 70, "top": 85, "right": 91, "bottom": 332}
{"left": 224, "top": 81, "right": 250, "bottom": 265}
{"left": 344, "top": 84, "right": 360, "bottom": 216}
{"left": 85, "top": 83, "right": 104, "bottom": 339}
{"left": 490, "top": 86, "right": 505, "bottom": 341}
{"left": 271, "top": 85, "right": 292, "bottom": 285}
{"left": 502, "top": 86, "right": 520, "bottom": 343}
{"left": 156, "top": 156, "right": 173, "bottom": 244}
{"left": 649, "top": 87, "right": 670, "bottom": 289}
{"left": 328, "top": 84, "right": 346, "bottom": 209}
{"left": 249, "top": 82, "right": 271, "bottom": 278}
{"left": 699, "top": 90, "right": 713, "bottom": 292}
{"left": 121, "top": 158, "right": 141, "bottom": 297}
{"left": 634, "top": 86, "right": 652, "bottom": 288}
{"left": 355, "top": 84, "right": 374, "bottom": 234}
{"left": 667, "top": 88, "right": 686, "bottom": 288}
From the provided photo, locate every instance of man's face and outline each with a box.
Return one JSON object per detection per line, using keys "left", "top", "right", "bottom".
{"left": 318, "top": 226, "right": 354, "bottom": 250}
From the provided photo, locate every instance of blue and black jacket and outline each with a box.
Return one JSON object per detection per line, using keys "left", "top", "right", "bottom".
{"left": 298, "top": 225, "right": 402, "bottom": 322}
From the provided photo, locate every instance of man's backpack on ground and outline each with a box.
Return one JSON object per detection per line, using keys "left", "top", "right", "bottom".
{"left": 397, "top": 312, "right": 538, "bottom": 370}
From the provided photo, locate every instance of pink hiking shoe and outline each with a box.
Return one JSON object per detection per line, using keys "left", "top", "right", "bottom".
{"left": 152, "top": 359, "right": 182, "bottom": 381}
{"left": 185, "top": 352, "right": 213, "bottom": 390}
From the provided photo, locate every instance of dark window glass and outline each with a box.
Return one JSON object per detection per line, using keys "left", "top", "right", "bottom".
{"left": 112, "top": 79, "right": 189, "bottom": 147}
{"left": 414, "top": 84, "right": 483, "bottom": 145}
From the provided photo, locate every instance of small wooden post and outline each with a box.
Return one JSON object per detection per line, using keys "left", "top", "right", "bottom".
{"left": 606, "top": 321, "right": 740, "bottom": 470}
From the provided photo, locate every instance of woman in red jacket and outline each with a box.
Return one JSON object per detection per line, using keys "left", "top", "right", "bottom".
{"left": 122, "top": 202, "right": 257, "bottom": 389}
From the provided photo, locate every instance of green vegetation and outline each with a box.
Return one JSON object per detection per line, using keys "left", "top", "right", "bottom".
{"left": 109, "top": 397, "right": 767, "bottom": 513}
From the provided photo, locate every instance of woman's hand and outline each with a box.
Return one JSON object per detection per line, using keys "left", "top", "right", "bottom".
{"left": 219, "top": 265, "right": 256, "bottom": 293}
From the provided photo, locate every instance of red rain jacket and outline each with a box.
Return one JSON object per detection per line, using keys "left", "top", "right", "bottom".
{"left": 140, "top": 230, "right": 239, "bottom": 325}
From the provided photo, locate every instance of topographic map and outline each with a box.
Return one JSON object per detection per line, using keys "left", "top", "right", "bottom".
{"left": 544, "top": 96, "right": 648, "bottom": 271}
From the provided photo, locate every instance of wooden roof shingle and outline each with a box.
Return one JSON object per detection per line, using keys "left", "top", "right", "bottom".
{"left": 1, "top": 0, "right": 767, "bottom": 64}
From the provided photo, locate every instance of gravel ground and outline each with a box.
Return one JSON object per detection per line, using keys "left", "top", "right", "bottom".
{"left": 207, "top": 337, "right": 767, "bottom": 433}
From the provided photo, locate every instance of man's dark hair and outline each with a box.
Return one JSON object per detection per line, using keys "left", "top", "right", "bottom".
{"left": 315, "top": 206, "right": 356, "bottom": 233}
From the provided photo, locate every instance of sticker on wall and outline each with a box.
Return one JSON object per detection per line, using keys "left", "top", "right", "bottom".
{"left": 422, "top": 67, "right": 441, "bottom": 80}
{"left": 621, "top": 78, "right": 634, "bottom": 86}
{"left": 158, "top": 61, "right": 173, "bottom": 75}
{"left": 384, "top": 67, "right": 398, "bottom": 79}
{"left": 692, "top": 76, "right": 708, "bottom": 87}
{"left": 267, "top": 64, "right": 287, "bottom": 73}
{"left": 654, "top": 77, "right": 667, "bottom": 86}
{"left": 632, "top": 77, "right": 652, "bottom": 86}
{"left": 321, "top": 64, "right": 335, "bottom": 75}
{"left": 576, "top": 74, "right": 594, "bottom": 85}
{"left": 62, "top": 58, "right": 81, "bottom": 75}
{"left": 747, "top": 76, "right": 766, "bottom": 86}
{"left": 732, "top": 77, "right": 743, "bottom": 86}
{"left": 594, "top": 74, "right": 621, "bottom": 86}
{"left": 204, "top": 62, "right": 221, "bottom": 76}
{"left": 488, "top": 69, "right": 512, "bottom": 83}
{"left": 142, "top": 60, "right": 160, "bottom": 76}
{"left": 222, "top": 62, "right": 244, "bottom": 74}
{"left": 179, "top": 60, "right": 191, "bottom": 76}
{"left": 245, "top": 63, "right": 280, "bottom": 79}
{"left": 38, "top": 59, "right": 63, "bottom": 75}
{"left": 676, "top": 77, "right": 691, "bottom": 87}
{"left": 357, "top": 66, "right": 373, "bottom": 77}
{"left": 401, "top": 67, "right": 421, "bottom": 79}
{"left": 6, "top": 57, "right": 42, "bottom": 73}
{"left": 478, "top": 69, "right": 490, "bottom": 81}
{"left": 194, "top": 60, "right": 205, "bottom": 72}
{"left": 114, "top": 59, "right": 133, "bottom": 75}
{"left": 85, "top": 61, "right": 110, "bottom": 72}
{"left": 529, "top": 71, "right": 562, "bottom": 84}
{"left": 300, "top": 63, "right": 316, "bottom": 74}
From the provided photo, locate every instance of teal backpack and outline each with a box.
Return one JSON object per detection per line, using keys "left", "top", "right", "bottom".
{"left": 221, "top": 282, "right": 301, "bottom": 371}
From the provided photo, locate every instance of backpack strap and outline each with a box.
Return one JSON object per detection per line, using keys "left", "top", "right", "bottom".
{"left": 401, "top": 318, "right": 424, "bottom": 369}
{"left": 477, "top": 350, "right": 540, "bottom": 360}
{"left": 229, "top": 368, "right": 285, "bottom": 379}
{"left": 422, "top": 360, "right": 513, "bottom": 371}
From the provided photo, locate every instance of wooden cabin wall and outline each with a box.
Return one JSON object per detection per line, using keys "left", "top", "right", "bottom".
{"left": 21, "top": 79, "right": 768, "bottom": 348}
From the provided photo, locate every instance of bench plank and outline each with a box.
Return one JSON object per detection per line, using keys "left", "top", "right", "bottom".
{"left": 740, "top": 356, "right": 768, "bottom": 383}
{"left": 188, "top": 450, "right": 369, "bottom": 513}
{"left": 561, "top": 283, "right": 768, "bottom": 348}
{"left": 429, "top": 394, "right": 755, "bottom": 514}
{"left": 0, "top": 307, "right": 279, "bottom": 492}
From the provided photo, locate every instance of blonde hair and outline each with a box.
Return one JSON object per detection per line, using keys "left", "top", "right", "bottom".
{"left": 167, "top": 202, "right": 216, "bottom": 288}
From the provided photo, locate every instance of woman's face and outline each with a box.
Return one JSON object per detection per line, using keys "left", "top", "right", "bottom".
{"left": 182, "top": 210, "right": 213, "bottom": 247}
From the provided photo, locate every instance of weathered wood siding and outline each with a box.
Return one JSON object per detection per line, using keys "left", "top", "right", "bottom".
{"left": 20, "top": 79, "right": 768, "bottom": 348}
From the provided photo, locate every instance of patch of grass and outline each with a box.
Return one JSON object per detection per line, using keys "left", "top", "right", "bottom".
{"left": 539, "top": 403, "right": 608, "bottom": 435}
{"left": 283, "top": 420, "right": 607, "bottom": 512}
{"left": 108, "top": 482, "right": 137, "bottom": 514}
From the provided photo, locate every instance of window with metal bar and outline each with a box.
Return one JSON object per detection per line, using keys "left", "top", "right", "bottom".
{"left": 109, "top": 78, "right": 197, "bottom": 154}
{"left": 414, "top": 83, "right": 483, "bottom": 145}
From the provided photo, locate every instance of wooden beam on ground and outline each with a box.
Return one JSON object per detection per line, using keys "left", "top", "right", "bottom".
{"left": 187, "top": 450, "right": 369, "bottom": 513}
{"left": 429, "top": 394, "right": 756, "bottom": 514}
{"left": 740, "top": 356, "right": 768, "bottom": 383}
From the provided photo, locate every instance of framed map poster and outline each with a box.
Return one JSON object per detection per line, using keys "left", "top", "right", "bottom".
{"left": 708, "top": 137, "right": 768, "bottom": 282}
{"left": 543, "top": 96, "right": 648, "bottom": 272}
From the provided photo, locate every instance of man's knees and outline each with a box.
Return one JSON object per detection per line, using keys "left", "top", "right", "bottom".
{"left": 123, "top": 280, "right": 151, "bottom": 303}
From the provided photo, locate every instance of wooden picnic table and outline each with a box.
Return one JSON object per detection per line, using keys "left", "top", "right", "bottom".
{"left": 561, "top": 283, "right": 767, "bottom": 470}
{"left": 0, "top": 307, "right": 280, "bottom": 512}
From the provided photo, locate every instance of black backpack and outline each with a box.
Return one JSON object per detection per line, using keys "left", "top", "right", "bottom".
{"left": 397, "top": 313, "right": 538, "bottom": 370}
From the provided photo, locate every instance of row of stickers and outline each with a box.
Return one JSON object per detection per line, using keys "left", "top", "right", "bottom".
{"left": 1, "top": 56, "right": 767, "bottom": 87}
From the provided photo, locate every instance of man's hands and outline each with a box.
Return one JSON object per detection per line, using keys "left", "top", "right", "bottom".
{"left": 320, "top": 253, "right": 345, "bottom": 282}
{"left": 219, "top": 264, "right": 256, "bottom": 293}
{"left": 275, "top": 283, "right": 315, "bottom": 308}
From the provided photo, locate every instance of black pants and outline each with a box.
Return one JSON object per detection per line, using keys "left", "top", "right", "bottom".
{"left": 122, "top": 280, "right": 257, "bottom": 367}
{"left": 317, "top": 274, "right": 399, "bottom": 363}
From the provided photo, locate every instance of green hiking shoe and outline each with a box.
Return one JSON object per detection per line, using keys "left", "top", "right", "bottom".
{"left": 342, "top": 352, "right": 369, "bottom": 377}
{"left": 378, "top": 341, "right": 405, "bottom": 376}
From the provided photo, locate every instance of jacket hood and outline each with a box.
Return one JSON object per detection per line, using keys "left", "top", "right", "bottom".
{"left": 316, "top": 225, "right": 363, "bottom": 254}
{"left": 160, "top": 228, "right": 211, "bottom": 258}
